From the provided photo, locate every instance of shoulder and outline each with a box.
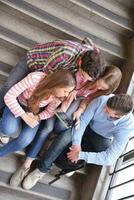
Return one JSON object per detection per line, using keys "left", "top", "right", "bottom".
{"left": 91, "top": 94, "right": 114, "bottom": 106}
{"left": 27, "top": 72, "right": 45, "bottom": 78}
{"left": 26, "top": 72, "right": 45, "bottom": 83}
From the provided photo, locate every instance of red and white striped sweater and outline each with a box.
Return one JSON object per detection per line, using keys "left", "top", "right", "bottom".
{"left": 4, "top": 72, "right": 61, "bottom": 120}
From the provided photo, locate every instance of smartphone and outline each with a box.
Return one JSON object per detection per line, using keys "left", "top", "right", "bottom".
{"left": 55, "top": 112, "right": 74, "bottom": 129}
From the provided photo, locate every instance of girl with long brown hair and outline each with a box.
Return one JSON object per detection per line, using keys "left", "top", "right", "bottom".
{"left": 0, "top": 69, "right": 75, "bottom": 157}
{"left": 73, "top": 65, "right": 122, "bottom": 128}
{"left": 58, "top": 65, "right": 122, "bottom": 128}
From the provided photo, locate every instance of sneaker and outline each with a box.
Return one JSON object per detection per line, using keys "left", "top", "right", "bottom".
{"left": 10, "top": 165, "right": 30, "bottom": 187}
{"left": 0, "top": 136, "right": 10, "bottom": 144}
{"left": 22, "top": 168, "right": 45, "bottom": 190}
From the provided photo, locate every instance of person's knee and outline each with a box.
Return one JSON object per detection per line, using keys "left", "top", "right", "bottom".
{"left": 54, "top": 121, "right": 66, "bottom": 133}
{"left": 16, "top": 134, "right": 34, "bottom": 149}
{"left": 1, "top": 122, "right": 19, "bottom": 136}
{"left": 58, "top": 130, "right": 72, "bottom": 146}
{"left": 43, "top": 123, "right": 54, "bottom": 134}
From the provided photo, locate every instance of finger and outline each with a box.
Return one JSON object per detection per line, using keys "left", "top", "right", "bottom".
{"left": 75, "top": 123, "right": 80, "bottom": 130}
{"left": 73, "top": 114, "right": 76, "bottom": 121}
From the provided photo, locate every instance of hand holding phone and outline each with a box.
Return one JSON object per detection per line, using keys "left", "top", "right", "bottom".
{"left": 55, "top": 112, "right": 74, "bottom": 128}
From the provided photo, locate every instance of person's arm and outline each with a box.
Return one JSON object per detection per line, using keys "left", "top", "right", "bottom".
{"left": 73, "top": 94, "right": 98, "bottom": 129}
{"left": 67, "top": 98, "right": 100, "bottom": 162}
{"left": 4, "top": 72, "right": 42, "bottom": 118}
{"left": 60, "top": 91, "right": 77, "bottom": 113}
{"left": 79, "top": 130, "right": 133, "bottom": 165}
{"left": 72, "top": 97, "right": 100, "bottom": 146}
{"left": 27, "top": 47, "right": 74, "bottom": 72}
{"left": 72, "top": 98, "right": 90, "bottom": 128}
{"left": 38, "top": 98, "right": 61, "bottom": 120}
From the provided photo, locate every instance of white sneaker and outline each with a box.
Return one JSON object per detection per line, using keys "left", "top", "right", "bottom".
{"left": 10, "top": 165, "right": 30, "bottom": 187}
{"left": 0, "top": 136, "right": 10, "bottom": 144}
{"left": 22, "top": 168, "right": 45, "bottom": 190}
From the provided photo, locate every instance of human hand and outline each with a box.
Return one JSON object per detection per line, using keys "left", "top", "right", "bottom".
{"left": 73, "top": 109, "right": 82, "bottom": 129}
{"left": 67, "top": 145, "right": 81, "bottom": 163}
{"left": 56, "top": 108, "right": 63, "bottom": 113}
{"left": 21, "top": 112, "right": 39, "bottom": 128}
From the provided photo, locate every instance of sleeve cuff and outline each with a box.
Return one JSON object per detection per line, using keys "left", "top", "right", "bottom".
{"left": 78, "top": 151, "right": 86, "bottom": 160}
{"left": 38, "top": 113, "right": 47, "bottom": 120}
{"left": 15, "top": 110, "right": 25, "bottom": 118}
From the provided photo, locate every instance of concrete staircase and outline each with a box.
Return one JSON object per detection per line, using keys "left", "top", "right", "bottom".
{"left": 0, "top": 153, "right": 78, "bottom": 200}
{"left": 0, "top": 0, "right": 134, "bottom": 199}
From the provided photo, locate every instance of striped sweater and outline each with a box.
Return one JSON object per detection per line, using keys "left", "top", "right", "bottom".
{"left": 4, "top": 72, "right": 61, "bottom": 120}
{"left": 27, "top": 40, "right": 93, "bottom": 72}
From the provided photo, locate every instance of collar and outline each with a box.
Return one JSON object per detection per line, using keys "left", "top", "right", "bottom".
{"left": 111, "top": 112, "right": 132, "bottom": 125}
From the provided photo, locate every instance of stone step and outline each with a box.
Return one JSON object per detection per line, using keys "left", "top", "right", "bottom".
{"left": 0, "top": 0, "right": 126, "bottom": 64}
{"left": 117, "top": 0, "right": 134, "bottom": 9}
{"left": 0, "top": 171, "right": 70, "bottom": 200}
{"left": 22, "top": 0, "right": 123, "bottom": 49}
{"left": 0, "top": 7, "right": 57, "bottom": 49}
{"left": 0, "top": 39, "right": 26, "bottom": 65}
{"left": 0, "top": 154, "right": 73, "bottom": 200}
{"left": 56, "top": 0, "right": 134, "bottom": 37}
{"left": 88, "top": 0, "right": 131, "bottom": 20}
{"left": 0, "top": 183, "right": 52, "bottom": 200}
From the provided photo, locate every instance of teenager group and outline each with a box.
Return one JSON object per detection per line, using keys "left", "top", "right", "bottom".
{"left": 0, "top": 38, "right": 133, "bottom": 190}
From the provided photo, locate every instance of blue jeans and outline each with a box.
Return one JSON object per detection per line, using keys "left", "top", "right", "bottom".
{"left": 26, "top": 98, "right": 83, "bottom": 159}
{"left": 0, "top": 107, "right": 40, "bottom": 157}
{"left": 38, "top": 126, "right": 112, "bottom": 173}
{"left": 37, "top": 98, "right": 83, "bottom": 173}
{"left": 0, "top": 57, "right": 29, "bottom": 109}
{"left": 26, "top": 117, "right": 56, "bottom": 159}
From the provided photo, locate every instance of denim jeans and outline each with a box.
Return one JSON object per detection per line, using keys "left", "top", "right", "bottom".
{"left": 38, "top": 128, "right": 112, "bottom": 172}
{"left": 38, "top": 107, "right": 112, "bottom": 172}
{"left": 37, "top": 98, "right": 83, "bottom": 173}
{"left": 26, "top": 117, "right": 56, "bottom": 159}
{"left": 38, "top": 128, "right": 72, "bottom": 172}
{"left": 26, "top": 98, "right": 83, "bottom": 159}
{"left": 81, "top": 126, "right": 112, "bottom": 153}
{"left": 0, "top": 56, "right": 29, "bottom": 109}
{"left": 0, "top": 107, "right": 40, "bottom": 157}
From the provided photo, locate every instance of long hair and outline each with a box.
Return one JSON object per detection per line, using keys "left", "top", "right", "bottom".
{"left": 82, "top": 65, "right": 122, "bottom": 104}
{"left": 27, "top": 70, "right": 75, "bottom": 114}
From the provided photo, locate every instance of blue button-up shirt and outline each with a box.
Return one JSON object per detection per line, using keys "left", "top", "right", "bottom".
{"left": 72, "top": 95, "right": 134, "bottom": 165}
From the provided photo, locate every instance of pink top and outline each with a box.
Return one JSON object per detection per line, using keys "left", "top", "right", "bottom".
{"left": 4, "top": 72, "right": 61, "bottom": 120}
{"left": 60, "top": 71, "right": 97, "bottom": 112}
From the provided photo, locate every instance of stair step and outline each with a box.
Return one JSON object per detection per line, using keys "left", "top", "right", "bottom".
{"left": 0, "top": 168, "right": 71, "bottom": 200}
{"left": 88, "top": 0, "right": 131, "bottom": 21}
{"left": 0, "top": 184, "right": 50, "bottom": 200}
{"left": 23, "top": 0, "right": 122, "bottom": 47}
{"left": 0, "top": 0, "right": 125, "bottom": 62}
{"left": 66, "top": 0, "right": 134, "bottom": 37}
{"left": 0, "top": 25, "right": 35, "bottom": 50}
{"left": 0, "top": 61, "right": 12, "bottom": 75}
{"left": 117, "top": 0, "right": 134, "bottom": 8}
{"left": 0, "top": 45, "right": 20, "bottom": 67}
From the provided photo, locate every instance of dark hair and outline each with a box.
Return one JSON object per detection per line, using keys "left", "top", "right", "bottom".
{"left": 107, "top": 94, "right": 133, "bottom": 115}
{"left": 27, "top": 70, "right": 75, "bottom": 114}
{"left": 80, "top": 50, "right": 106, "bottom": 80}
